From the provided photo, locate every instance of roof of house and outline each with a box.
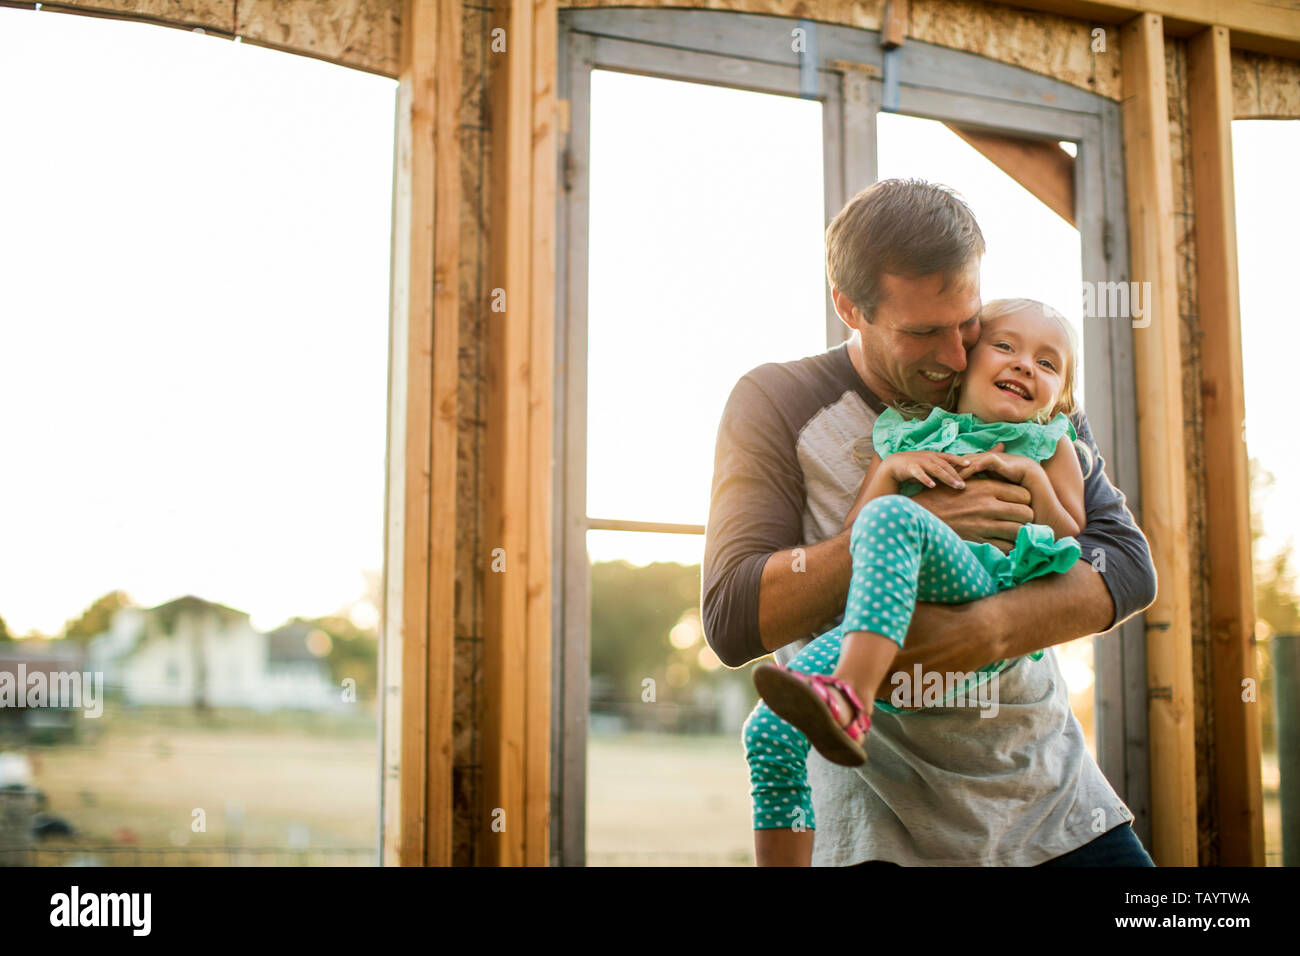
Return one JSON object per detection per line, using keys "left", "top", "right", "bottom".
{"left": 264, "top": 620, "right": 327, "bottom": 664}
{"left": 0, "top": 640, "right": 86, "bottom": 672}
{"left": 147, "top": 595, "right": 249, "bottom": 622}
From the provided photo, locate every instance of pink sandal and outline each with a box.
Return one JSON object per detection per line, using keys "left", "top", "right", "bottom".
{"left": 753, "top": 664, "right": 871, "bottom": 767}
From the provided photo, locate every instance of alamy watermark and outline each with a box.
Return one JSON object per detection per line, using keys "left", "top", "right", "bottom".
{"left": 0, "top": 667, "right": 103, "bottom": 717}
{"left": 889, "top": 664, "right": 1000, "bottom": 718}
{"left": 1081, "top": 280, "right": 1152, "bottom": 328}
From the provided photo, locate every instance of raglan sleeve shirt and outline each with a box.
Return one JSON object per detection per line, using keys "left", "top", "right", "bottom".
{"left": 701, "top": 369, "right": 808, "bottom": 667}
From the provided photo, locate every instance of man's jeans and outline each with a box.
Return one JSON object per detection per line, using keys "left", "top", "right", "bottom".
{"left": 1038, "top": 824, "right": 1155, "bottom": 867}
{"left": 848, "top": 824, "right": 1156, "bottom": 867}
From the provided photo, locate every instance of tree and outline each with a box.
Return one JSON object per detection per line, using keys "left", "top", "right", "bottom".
{"left": 62, "top": 590, "right": 136, "bottom": 642}
{"left": 1249, "top": 459, "right": 1300, "bottom": 754}
{"left": 300, "top": 612, "right": 379, "bottom": 704}
{"left": 0, "top": 613, "right": 10, "bottom": 642}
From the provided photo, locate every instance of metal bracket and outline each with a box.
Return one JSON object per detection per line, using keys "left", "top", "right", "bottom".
{"left": 797, "top": 18, "right": 819, "bottom": 99}
{"left": 881, "top": 46, "right": 901, "bottom": 112}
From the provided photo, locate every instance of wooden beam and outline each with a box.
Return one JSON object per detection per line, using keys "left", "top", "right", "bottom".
{"left": 881, "top": 0, "right": 907, "bottom": 49}
{"left": 1188, "top": 24, "right": 1265, "bottom": 867}
{"left": 423, "top": 0, "right": 462, "bottom": 868}
{"left": 484, "top": 0, "right": 536, "bottom": 867}
{"left": 1, "top": 0, "right": 402, "bottom": 77}
{"left": 997, "top": 0, "right": 1300, "bottom": 59}
{"left": 1119, "top": 12, "right": 1198, "bottom": 867}
{"left": 525, "top": 0, "right": 558, "bottom": 867}
{"left": 383, "top": 0, "right": 437, "bottom": 867}
{"left": 945, "top": 124, "right": 1075, "bottom": 226}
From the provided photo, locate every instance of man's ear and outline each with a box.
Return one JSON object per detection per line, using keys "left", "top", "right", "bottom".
{"left": 830, "top": 287, "right": 862, "bottom": 330}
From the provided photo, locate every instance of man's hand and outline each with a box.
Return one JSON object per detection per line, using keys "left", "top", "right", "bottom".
{"left": 871, "top": 562, "right": 1118, "bottom": 703}
{"left": 910, "top": 478, "right": 1034, "bottom": 553}
{"left": 872, "top": 600, "right": 997, "bottom": 703}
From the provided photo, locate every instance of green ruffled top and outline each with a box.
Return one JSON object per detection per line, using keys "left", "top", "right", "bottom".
{"left": 867, "top": 407, "right": 1083, "bottom": 710}
{"left": 872, "top": 405, "right": 1077, "bottom": 464}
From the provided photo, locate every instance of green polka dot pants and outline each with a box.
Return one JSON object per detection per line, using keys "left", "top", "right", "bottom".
{"left": 744, "top": 494, "right": 1002, "bottom": 831}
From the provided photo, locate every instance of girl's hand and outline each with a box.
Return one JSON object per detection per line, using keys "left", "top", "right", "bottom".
{"left": 955, "top": 443, "right": 1039, "bottom": 485}
{"left": 883, "top": 451, "right": 971, "bottom": 491}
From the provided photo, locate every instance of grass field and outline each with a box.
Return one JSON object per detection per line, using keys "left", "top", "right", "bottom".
{"left": 5, "top": 710, "right": 1284, "bottom": 866}
{"left": 11, "top": 703, "right": 379, "bottom": 860}
{"left": 587, "top": 731, "right": 754, "bottom": 866}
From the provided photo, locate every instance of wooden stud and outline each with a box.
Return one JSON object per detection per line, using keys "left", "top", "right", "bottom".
{"left": 1120, "top": 12, "right": 1198, "bottom": 867}
{"left": 424, "top": 0, "right": 462, "bottom": 868}
{"left": 881, "top": 0, "right": 907, "bottom": 49}
{"left": 383, "top": 0, "right": 438, "bottom": 867}
{"left": 1188, "top": 24, "right": 1265, "bottom": 867}
{"left": 485, "top": 0, "right": 536, "bottom": 867}
{"left": 525, "top": 0, "right": 558, "bottom": 868}
{"left": 945, "top": 124, "right": 1076, "bottom": 226}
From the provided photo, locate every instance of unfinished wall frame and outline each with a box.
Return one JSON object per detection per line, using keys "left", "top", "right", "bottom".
{"left": 554, "top": 6, "right": 1145, "bottom": 866}
{"left": 16, "top": 0, "right": 1295, "bottom": 868}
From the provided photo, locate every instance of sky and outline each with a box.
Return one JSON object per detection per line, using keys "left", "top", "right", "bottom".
{"left": 0, "top": 8, "right": 397, "bottom": 634}
{"left": 0, "top": 7, "right": 1296, "bottom": 634}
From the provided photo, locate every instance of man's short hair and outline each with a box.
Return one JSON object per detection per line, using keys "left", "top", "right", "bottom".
{"left": 825, "top": 178, "right": 985, "bottom": 322}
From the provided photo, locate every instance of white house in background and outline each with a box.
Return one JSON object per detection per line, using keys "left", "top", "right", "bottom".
{"left": 88, "top": 595, "right": 342, "bottom": 712}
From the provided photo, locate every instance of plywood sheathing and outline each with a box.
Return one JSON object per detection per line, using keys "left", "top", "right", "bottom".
{"left": 1165, "top": 35, "right": 1216, "bottom": 867}
{"left": 557, "top": 0, "right": 1121, "bottom": 98}
{"left": 22, "top": 0, "right": 400, "bottom": 75}
{"left": 909, "top": 0, "right": 1120, "bottom": 99}
{"left": 238, "top": 0, "right": 400, "bottom": 73}
{"left": 559, "top": 0, "right": 882, "bottom": 30}
{"left": 1232, "top": 50, "right": 1300, "bottom": 119}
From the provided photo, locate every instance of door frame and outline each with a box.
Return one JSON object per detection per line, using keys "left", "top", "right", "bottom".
{"left": 553, "top": 7, "right": 1144, "bottom": 865}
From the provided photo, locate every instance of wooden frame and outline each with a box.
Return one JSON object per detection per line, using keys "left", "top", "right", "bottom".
{"left": 556, "top": 7, "right": 1145, "bottom": 863}
{"left": 553, "top": 17, "right": 849, "bottom": 864}
{"left": 19, "top": 0, "right": 1284, "bottom": 868}
{"left": 1187, "top": 24, "right": 1265, "bottom": 867}
{"left": 1006, "top": 1, "right": 1300, "bottom": 59}
{"left": 481, "top": 0, "right": 556, "bottom": 867}
{"left": 943, "top": 126, "right": 1076, "bottom": 226}
{"left": 379, "top": 0, "right": 460, "bottom": 867}
{"left": 1119, "top": 12, "right": 1198, "bottom": 866}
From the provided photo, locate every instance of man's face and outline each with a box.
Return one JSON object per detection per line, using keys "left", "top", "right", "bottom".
{"left": 838, "top": 263, "right": 982, "bottom": 406}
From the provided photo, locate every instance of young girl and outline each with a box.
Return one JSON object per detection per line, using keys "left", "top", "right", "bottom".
{"left": 743, "top": 298, "right": 1089, "bottom": 864}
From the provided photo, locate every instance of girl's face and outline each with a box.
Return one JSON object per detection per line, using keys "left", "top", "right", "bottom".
{"left": 954, "top": 309, "right": 1071, "bottom": 423}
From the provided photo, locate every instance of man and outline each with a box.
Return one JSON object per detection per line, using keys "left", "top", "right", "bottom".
{"left": 702, "top": 178, "right": 1157, "bottom": 866}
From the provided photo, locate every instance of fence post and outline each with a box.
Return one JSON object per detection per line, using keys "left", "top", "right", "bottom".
{"left": 1273, "top": 633, "right": 1300, "bottom": 866}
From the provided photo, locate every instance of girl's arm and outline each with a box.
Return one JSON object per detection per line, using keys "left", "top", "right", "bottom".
{"left": 842, "top": 449, "right": 970, "bottom": 531}
{"left": 1040, "top": 435, "right": 1087, "bottom": 531}
{"left": 957, "top": 436, "right": 1086, "bottom": 539}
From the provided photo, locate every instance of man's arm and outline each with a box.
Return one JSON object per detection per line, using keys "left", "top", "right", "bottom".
{"left": 873, "top": 410, "right": 1157, "bottom": 694}
{"left": 701, "top": 372, "right": 810, "bottom": 667}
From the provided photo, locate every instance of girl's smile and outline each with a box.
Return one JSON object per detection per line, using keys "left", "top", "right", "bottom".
{"left": 955, "top": 307, "right": 1072, "bottom": 423}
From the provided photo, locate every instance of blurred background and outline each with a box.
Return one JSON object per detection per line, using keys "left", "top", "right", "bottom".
{"left": 0, "top": 8, "right": 391, "bottom": 866}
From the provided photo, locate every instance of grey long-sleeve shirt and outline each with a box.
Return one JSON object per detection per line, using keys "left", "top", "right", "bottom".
{"left": 702, "top": 342, "right": 1157, "bottom": 865}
